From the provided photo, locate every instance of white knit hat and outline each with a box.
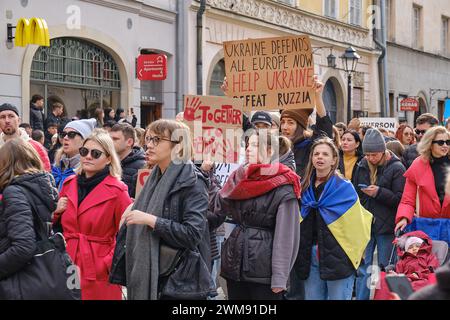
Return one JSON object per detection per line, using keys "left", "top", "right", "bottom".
{"left": 405, "top": 236, "right": 424, "bottom": 251}
{"left": 64, "top": 118, "right": 96, "bottom": 139}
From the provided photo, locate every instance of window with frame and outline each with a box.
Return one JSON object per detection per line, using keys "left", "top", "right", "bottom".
{"left": 442, "top": 17, "right": 449, "bottom": 55}
{"left": 386, "top": 0, "right": 395, "bottom": 41}
{"left": 413, "top": 5, "right": 422, "bottom": 49}
{"left": 349, "top": 0, "right": 362, "bottom": 26}
{"left": 209, "top": 59, "right": 225, "bottom": 97}
{"left": 324, "top": 0, "right": 338, "bottom": 19}
{"left": 275, "top": 0, "right": 295, "bottom": 6}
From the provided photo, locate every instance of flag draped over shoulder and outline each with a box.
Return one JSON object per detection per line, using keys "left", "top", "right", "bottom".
{"left": 301, "top": 175, "right": 373, "bottom": 269}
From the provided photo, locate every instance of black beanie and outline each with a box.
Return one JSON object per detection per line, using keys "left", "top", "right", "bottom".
{"left": 0, "top": 103, "right": 19, "bottom": 116}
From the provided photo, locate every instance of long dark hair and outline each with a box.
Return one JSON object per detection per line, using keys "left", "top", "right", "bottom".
{"left": 302, "top": 138, "right": 341, "bottom": 192}
{"left": 341, "top": 130, "right": 363, "bottom": 157}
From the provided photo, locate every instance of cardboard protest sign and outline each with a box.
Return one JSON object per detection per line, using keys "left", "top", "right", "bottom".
{"left": 359, "top": 118, "right": 397, "bottom": 132}
{"left": 184, "top": 95, "right": 243, "bottom": 163}
{"left": 223, "top": 35, "right": 315, "bottom": 111}
{"left": 214, "top": 163, "right": 240, "bottom": 187}
{"left": 135, "top": 169, "right": 152, "bottom": 199}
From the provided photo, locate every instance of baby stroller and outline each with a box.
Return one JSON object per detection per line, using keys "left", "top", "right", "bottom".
{"left": 372, "top": 230, "right": 449, "bottom": 300}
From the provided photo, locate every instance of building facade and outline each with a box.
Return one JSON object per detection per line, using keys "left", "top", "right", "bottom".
{"left": 0, "top": 0, "right": 178, "bottom": 126}
{"left": 386, "top": 0, "right": 450, "bottom": 124}
{"left": 185, "top": 0, "right": 382, "bottom": 123}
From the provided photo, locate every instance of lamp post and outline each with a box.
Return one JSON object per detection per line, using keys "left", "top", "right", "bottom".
{"left": 341, "top": 46, "right": 361, "bottom": 123}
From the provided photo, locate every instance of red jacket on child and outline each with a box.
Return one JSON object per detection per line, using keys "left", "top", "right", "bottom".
{"left": 395, "top": 231, "right": 440, "bottom": 291}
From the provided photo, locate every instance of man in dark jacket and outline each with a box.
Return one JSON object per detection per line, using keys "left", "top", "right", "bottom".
{"left": 403, "top": 113, "right": 439, "bottom": 169}
{"left": 353, "top": 128, "right": 406, "bottom": 300}
{"left": 109, "top": 123, "right": 145, "bottom": 198}
{"left": 44, "top": 102, "right": 64, "bottom": 131}
{"left": 29, "top": 94, "right": 45, "bottom": 131}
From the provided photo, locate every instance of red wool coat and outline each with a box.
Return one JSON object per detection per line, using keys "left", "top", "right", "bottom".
{"left": 55, "top": 175, "right": 132, "bottom": 300}
{"left": 395, "top": 231, "right": 440, "bottom": 291}
{"left": 396, "top": 156, "right": 450, "bottom": 224}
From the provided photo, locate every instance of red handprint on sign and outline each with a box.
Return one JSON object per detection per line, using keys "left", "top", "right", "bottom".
{"left": 184, "top": 96, "right": 202, "bottom": 122}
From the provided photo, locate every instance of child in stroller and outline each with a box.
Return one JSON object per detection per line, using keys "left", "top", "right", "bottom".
{"left": 388, "top": 231, "right": 440, "bottom": 291}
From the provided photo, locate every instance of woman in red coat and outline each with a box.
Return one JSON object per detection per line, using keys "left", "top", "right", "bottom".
{"left": 53, "top": 129, "right": 132, "bottom": 300}
{"left": 395, "top": 126, "right": 450, "bottom": 233}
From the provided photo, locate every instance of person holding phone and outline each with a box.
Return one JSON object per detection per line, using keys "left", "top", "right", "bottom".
{"left": 353, "top": 128, "right": 406, "bottom": 300}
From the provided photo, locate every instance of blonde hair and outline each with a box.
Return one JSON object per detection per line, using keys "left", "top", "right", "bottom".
{"left": 417, "top": 126, "right": 450, "bottom": 161}
{"left": 146, "top": 119, "right": 192, "bottom": 162}
{"left": 0, "top": 138, "right": 44, "bottom": 190}
{"left": 76, "top": 129, "right": 122, "bottom": 179}
{"left": 302, "top": 138, "right": 341, "bottom": 192}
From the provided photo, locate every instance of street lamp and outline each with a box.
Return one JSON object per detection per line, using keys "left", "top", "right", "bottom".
{"left": 341, "top": 46, "right": 361, "bottom": 123}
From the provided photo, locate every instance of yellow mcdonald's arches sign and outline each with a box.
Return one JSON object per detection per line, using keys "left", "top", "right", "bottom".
{"left": 14, "top": 17, "right": 50, "bottom": 47}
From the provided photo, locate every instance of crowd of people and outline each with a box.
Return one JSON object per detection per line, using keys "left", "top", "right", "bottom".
{"left": 0, "top": 79, "right": 449, "bottom": 300}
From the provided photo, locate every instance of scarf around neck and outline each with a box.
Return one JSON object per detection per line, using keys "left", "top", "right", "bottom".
{"left": 77, "top": 166, "right": 110, "bottom": 206}
{"left": 220, "top": 163, "right": 301, "bottom": 200}
{"left": 125, "top": 161, "right": 186, "bottom": 300}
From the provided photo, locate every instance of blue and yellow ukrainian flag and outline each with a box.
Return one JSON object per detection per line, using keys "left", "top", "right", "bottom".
{"left": 301, "top": 175, "right": 373, "bottom": 269}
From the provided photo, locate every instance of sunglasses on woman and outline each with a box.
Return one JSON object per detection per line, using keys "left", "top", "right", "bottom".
{"left": 432, "top": 140, "right": 450, "bottom": 146}
{"left": 415, "top": 129, "right": 427, "bottom": 136}
{"left": 79, "top": 147, "right": 105, "bottom": 159}
{"left": 60, "top": 131, "right": 82, "bottom": 139}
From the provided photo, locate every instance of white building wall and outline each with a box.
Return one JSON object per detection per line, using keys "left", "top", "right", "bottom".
{"left": 0, "top": 0, "right": 177, "bottom": 124}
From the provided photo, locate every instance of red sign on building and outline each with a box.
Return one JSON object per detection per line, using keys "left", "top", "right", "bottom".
{"left": 136, "top": 54, "right": 167, "bottom": 80}
{"left": 400, "top": 97, "right": 419, "bottom": 111}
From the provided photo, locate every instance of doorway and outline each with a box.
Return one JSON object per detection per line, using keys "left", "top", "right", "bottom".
{"left": 141, "top": 103, "right": 162, "bottom": 128}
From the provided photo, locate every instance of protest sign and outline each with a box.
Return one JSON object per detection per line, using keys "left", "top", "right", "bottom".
{"left": 214, "top": 163, "right": 240, "bottom": 187}
{"left": 184, "top": 95, "right": 243, "bottom": 163}
{"left": 359, "top": 118, "right": 397, "bottom": 132}
{"left": 223, "top": 35, "right": 315, "bottom": 111}
{"left": 135, "top": 169, "right": 152, "bottom": 199}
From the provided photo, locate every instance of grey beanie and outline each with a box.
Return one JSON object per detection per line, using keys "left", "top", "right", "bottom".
{"left": 64, "top": 118, "right": 96, "bottom": 139}
{"left": 363, "top": 128, "right": 386, "bottom": 153}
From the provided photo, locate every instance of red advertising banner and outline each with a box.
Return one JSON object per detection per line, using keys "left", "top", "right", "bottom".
{"left": 137, "top": 54, "right": 167, "bottom": 80}
{"left": 183, "top": 95, "right": 243, "bottom": 163}
{"left": 400, "top": 98, "right": 419, "bottom": 111}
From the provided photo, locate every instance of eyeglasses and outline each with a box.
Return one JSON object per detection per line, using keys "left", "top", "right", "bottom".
{"left": 432, "top": 140, "right": 450, "bottom": 146}
{"left": 79, "top": 147, "right": 105, "bottom": 159}
{"left": 403, "top": 132, "right": 413, "bottom": 136}
{"left": 415, "top": 129, "right": 427, "bottom": 136}
{"left": 60, "top": 131, "right": 82, "bottom": 139}
{"left": 145, "top": 135, "right": 179, "bottom": 147}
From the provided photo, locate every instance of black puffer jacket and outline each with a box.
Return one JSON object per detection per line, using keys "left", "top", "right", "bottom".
{"left": 293, "top": 115, "right": 333, "bottom": 177}
{"left": 402, "top": 144, "right": 419, "bottom": 169}
{"left": 30, "top": 104, "right": 45, "bottom": 131}
{"left": 210, "top": 185, "right": 296, "bottom": 285}
{"left": 208, "top": 153, "right": 299, "bottom": 286}
{"left": 353, "top": 152, "right": 406, "bottom": 235}
{"left": 0, "top": 172, "right": 58, "bottom": 280}
{"left": 109, "top": 164, "right": 211, "bottom": 294}
{"left": 121, "top": 147, "right": 146, "bottom": 198}
{"left": 294, "top": 177, "right": 355, "bottom": 281}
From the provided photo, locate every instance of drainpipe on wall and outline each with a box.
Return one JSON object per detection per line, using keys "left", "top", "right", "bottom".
{"left": 196, "top": 0, "right": 206, "bottom": 95}
{"left": 373, "top": 0, "right": 390, "bottom": 117}
{"left": 175, "top": 0, "right": 184, "bottom": 114}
